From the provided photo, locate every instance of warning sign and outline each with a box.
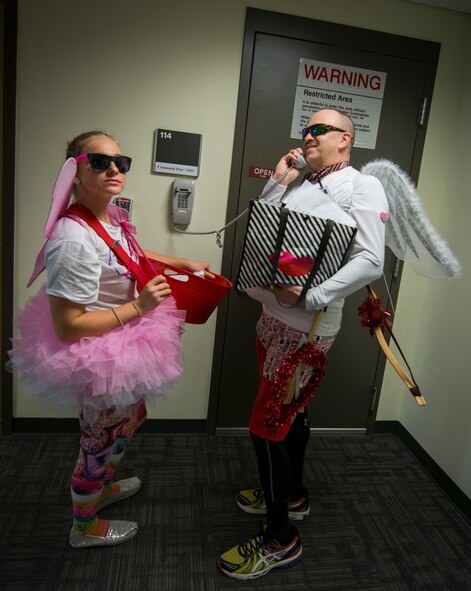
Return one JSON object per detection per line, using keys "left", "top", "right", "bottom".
{"left": 291, "top": 59, "right": 387, "bottom": 149}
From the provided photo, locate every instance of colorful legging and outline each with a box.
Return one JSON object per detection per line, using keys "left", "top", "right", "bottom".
{"left": 71, "top": 400, "right": 147, "bottom": 533}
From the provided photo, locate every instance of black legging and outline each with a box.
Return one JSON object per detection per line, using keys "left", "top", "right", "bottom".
{"left": 250, "top": 408, "right": 310, "bottom": 543}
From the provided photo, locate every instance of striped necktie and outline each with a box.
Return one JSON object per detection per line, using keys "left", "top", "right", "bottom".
{"left": 306, "top": 160, "right": 350, "bottom": 185}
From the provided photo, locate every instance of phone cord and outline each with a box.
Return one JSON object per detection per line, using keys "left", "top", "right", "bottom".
{"left": 173, "top": 166, "right": 293, "bottom": 247}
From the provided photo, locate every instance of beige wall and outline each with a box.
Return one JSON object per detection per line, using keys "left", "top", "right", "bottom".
{"left": 14, "top": 0, "right": 470, "bottom": 496}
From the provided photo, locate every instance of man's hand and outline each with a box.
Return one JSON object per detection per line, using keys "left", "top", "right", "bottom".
{"left": 263, "top": 284, "right": 306, "bottom": 308}
{"left": 272, "top": 148, "right": 306, "bottom": 186}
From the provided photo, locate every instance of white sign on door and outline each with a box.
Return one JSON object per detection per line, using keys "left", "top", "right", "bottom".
{"left": 291, "top": 59, "right": 387, "bottom": 149}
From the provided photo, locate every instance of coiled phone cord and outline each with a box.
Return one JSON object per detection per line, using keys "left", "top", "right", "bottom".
{"left": 173, "top": 167, "right": 293, "bottom": 247}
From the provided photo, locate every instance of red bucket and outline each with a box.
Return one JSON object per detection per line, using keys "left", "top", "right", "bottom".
{"left": 140, "top": 257, "right": 232, "bottom": 324}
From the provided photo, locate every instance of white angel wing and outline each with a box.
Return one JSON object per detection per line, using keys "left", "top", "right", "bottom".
{"left": 361, "top": 159, "right": 461, "bottom": 280}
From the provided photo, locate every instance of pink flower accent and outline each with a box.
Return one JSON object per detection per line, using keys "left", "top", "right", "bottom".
{"left": 107, "top": 203, "right": 136, "bottom": 234}
{"left": 380, "top": 211, "right": 389, "bottom": 223}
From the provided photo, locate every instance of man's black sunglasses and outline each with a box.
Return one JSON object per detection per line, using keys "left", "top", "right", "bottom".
{"left": 75, "top": 153, "right": 132, "bottom": 174}
{"left": 301, "top": 123, "right": 346, "bottom": 140}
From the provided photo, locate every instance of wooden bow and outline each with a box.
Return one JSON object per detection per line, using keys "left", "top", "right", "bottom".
{"left": 281, "top": 284, "right": 426, "bottom": 407}
{"left": 360, "top": 285, "right": 426, "bottom": 406}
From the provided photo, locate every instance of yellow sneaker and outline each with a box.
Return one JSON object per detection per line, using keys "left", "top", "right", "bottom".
{"left": 217, "top": 525, "right": 302, "bottom": 580}
{"left": 236, "top": 487, "right": 310, "bottom": 520}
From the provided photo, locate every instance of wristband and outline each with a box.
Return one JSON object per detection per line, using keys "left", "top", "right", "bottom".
{"left": 111, "top": 307, "right": 124, "bottom": 327}
{"left": 130, "top": 300, "right": 143, "bottom": 317}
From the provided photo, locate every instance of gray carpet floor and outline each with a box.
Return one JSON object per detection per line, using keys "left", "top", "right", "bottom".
{"left": 0, "top": 431, "right": 470, "bottom": 590}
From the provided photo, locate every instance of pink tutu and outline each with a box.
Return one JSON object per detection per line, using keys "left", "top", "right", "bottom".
{"left": 7, "top": 286, "right": 186, "bottom": 410}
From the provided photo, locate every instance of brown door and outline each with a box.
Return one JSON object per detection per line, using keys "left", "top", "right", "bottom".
{"left": 207, "top": 9, "right": 439, "bottom": 432}
{"left": 1, "top": 0, "right": 17, "bottom": 435}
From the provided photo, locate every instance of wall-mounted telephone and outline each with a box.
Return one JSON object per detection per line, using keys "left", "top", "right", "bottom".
{"left": 172, "top": 179, "right": 195, "bottom": 225}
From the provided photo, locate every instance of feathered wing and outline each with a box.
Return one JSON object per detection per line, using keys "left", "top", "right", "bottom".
{"left": 361, "top": 159, "right": 461, "bottom": 280}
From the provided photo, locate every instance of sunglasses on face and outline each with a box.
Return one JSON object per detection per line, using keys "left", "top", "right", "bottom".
{"left": 301, "top": 123, "right": 346, "bottom": 140}
{"left": 75, "top": 153, "right": 132, "bottom": 174}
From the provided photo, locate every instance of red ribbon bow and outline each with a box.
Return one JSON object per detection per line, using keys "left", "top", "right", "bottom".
{"left": 358, "top": 292, "right": 392, "bottom": 336}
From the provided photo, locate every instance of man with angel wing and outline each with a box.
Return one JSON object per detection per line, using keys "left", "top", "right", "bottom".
{"left": 217, "top": 108, "right": 389, "bottom": 580}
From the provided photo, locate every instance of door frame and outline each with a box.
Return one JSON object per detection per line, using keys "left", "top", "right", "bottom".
{"left": 1, "top": 0, "right": 17, "bottom": 435}
{"left": 206, "top": 7, "right": 440, "bottom": 435}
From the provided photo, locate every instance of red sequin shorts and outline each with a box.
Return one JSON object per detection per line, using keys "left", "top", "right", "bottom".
{"left": 249, "top": 312, "right": 336, "bottom": 442}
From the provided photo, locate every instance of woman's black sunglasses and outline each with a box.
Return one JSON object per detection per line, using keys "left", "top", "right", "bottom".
{"left": 75, "top": 153, "right": 132, "bottom": 174}
{"left": 301, "top": 123, "right": 346, "bottom": 140}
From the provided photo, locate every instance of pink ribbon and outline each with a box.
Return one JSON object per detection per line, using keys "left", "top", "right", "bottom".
{"left": 106, "top": 203, "right": 141, "bottom": 280}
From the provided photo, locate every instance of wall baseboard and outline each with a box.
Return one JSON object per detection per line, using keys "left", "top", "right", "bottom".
{"left": 375, "top": 420, "right": 470, "bottom": 521}
{"left": 11, "top": 418, "right": 206, "bottom": 435}
{"left": 6, "top": 417, "right": 469, "bottom": 520}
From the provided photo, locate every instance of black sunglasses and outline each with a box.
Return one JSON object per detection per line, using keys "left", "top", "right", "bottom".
{"left": 301, "top": 123, "right": 346, "bottom": 140}
{"left": 75, "top": 153, "right": 132, "bottom": 174}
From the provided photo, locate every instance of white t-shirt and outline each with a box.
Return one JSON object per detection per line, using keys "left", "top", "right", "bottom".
{"left": 246, "top": 166, "right": 388, "bottom": 335}
{"left": 44, "top": 215, "right": 137, "bottom": 310}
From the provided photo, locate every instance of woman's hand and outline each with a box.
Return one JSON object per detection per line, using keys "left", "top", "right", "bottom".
{"left": 179, "top": 258, "right": 215, "bottom": 279}
{"left": 141, "top": 249, "right": 215, "bottom": 279}
{"left": 135, "top": 275, "right": 172, "bottom": 313}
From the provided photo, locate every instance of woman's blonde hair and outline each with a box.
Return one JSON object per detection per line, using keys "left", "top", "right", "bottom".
{"left": 66, "top": 131, "right": 117, "bottom": 159}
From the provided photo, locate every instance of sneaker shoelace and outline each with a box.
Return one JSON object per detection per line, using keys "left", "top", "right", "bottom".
{"left": 237, "top": 527, "right": 265, "bottom": 558}
{"left": 253, "top": 489, "right": 264, "bottom": 501}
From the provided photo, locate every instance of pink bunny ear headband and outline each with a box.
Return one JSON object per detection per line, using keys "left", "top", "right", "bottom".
{"left": 27, "top": 158, "right": 77, "bottom": 287}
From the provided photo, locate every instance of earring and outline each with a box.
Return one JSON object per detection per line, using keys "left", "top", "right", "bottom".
{"left": 73, "top": 178, "right": 80, "bottom": 185}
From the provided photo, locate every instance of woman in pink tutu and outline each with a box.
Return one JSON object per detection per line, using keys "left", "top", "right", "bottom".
{"left": 8, "top": 131, "right": 211, "bottom": 548}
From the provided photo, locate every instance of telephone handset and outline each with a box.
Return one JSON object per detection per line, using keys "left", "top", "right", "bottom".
{"left": 293, "top": 153, "right": 307, "bottom": 169}
{"left": 260, "top": 152, "right": 308, "bottom": 196}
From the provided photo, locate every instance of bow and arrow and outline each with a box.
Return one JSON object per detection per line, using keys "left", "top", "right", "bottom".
{"left": 279, "top": 159, "right": 461, "bottom": 416}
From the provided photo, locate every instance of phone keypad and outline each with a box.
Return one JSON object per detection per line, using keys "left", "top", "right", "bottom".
{"left": 177, "top": 194, "right": 189, "bottom": 208}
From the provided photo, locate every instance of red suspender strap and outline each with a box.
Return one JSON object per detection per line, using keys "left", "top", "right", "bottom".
{"left": 65, "top": 203, "right": 149, "bottom": 290}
